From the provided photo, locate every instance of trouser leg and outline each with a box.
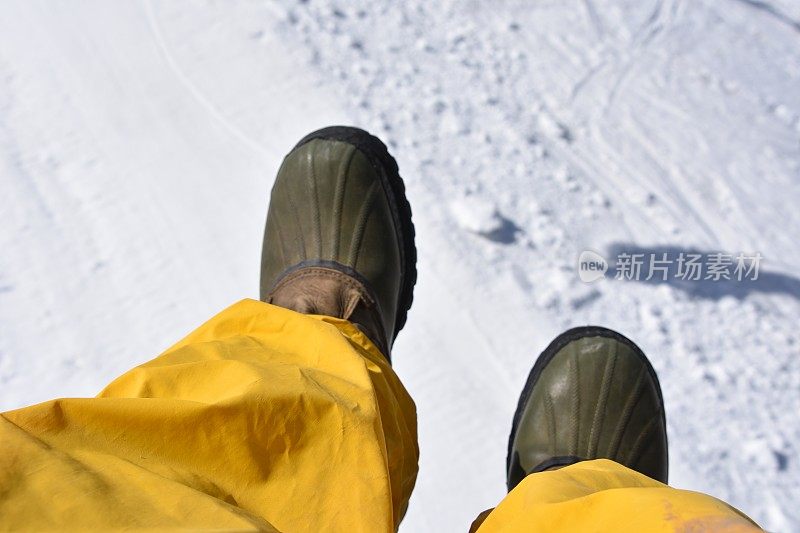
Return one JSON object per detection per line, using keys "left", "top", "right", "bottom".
{"left": 472, "top": 459, "right": 760, "bottom": 532}
{"left": 0, "top": 299, "right": 418, "bottom": 532}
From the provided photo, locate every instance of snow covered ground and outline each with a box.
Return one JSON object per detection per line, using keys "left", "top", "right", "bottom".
{"left": 2, "top": 0, "right": 799, "bottom": 530}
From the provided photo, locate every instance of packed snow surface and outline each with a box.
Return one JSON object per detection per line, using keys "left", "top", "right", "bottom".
{"left": 2, "top": 0, "right": 799, "bottom": 530}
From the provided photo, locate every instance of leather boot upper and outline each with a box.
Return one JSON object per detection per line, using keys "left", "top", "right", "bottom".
{"left": 260, "top": 129, "right": 414, "bottom": 360}
{"left": 507, "top": 327, "right": 668, "bottom": 490}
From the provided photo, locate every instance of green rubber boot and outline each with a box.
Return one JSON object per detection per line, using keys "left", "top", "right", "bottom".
{"left": 507, "top": 326, "right": 668, "bottom": 490}
{"left": 260, "top": 126, "right": 416, "bottom": 361}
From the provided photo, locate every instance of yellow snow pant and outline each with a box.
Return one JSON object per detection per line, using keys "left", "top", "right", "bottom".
{"left": 0, "top": 299, "right": 760, "bottom": 531}
{"left": 472, "top": 460, "right": 760, "bottom": 532}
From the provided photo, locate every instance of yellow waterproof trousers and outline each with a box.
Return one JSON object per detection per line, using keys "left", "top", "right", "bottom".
{"left": 0, "top": 299, "right": 760, "bottom": 531}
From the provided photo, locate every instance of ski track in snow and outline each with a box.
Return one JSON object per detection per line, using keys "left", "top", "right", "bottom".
{"left": 1, "top": 0, "right": 799, "bottom": 531}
